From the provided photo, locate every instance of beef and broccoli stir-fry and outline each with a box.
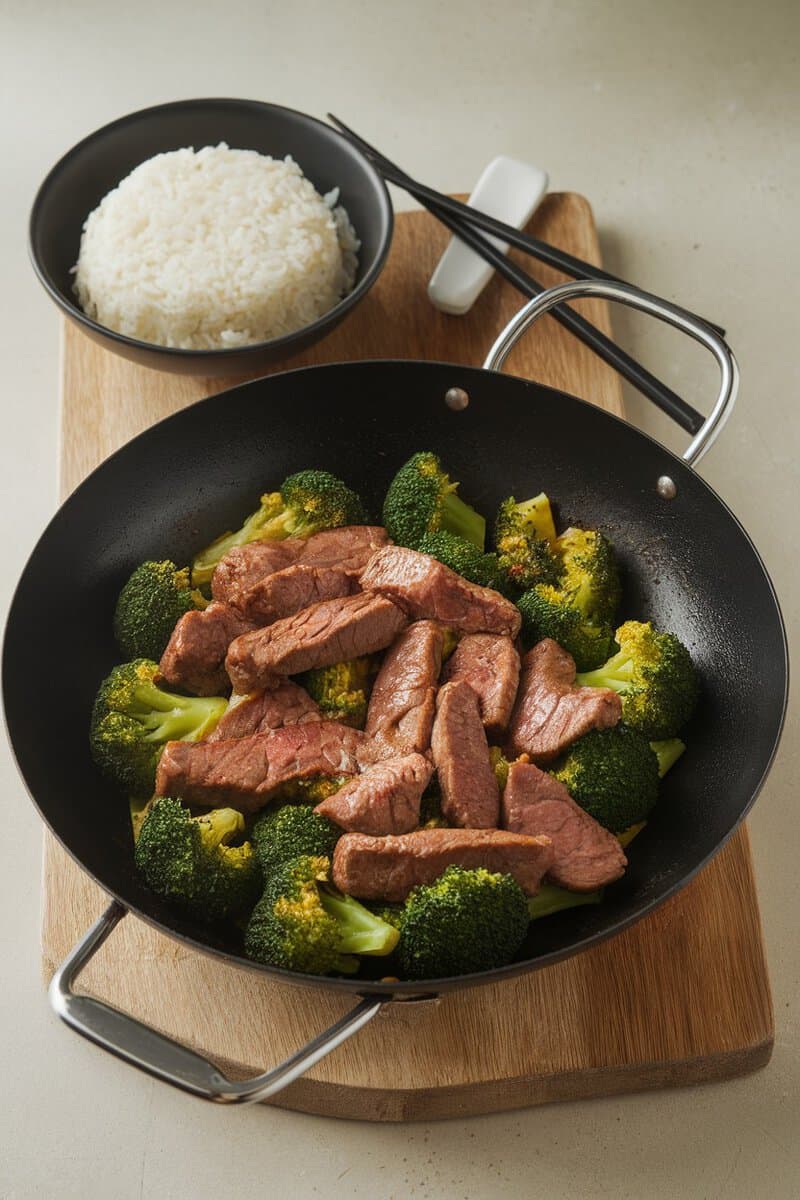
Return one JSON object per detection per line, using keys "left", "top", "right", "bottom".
{"left": 90, "top": 456, "right": 697, "bottom": 981}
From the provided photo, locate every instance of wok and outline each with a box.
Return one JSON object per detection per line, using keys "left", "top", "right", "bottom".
{"left": 3, "top": 282, "right": 788, "bottom": 1103}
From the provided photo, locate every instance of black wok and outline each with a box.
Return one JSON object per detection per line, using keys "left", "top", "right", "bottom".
{"left": 3, "top": 282, "right": 788, "bottom": 1103}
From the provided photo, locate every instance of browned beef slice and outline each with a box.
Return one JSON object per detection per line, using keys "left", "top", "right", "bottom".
{"left": 158, "top": 603, "right": 256, "bottom": 696}
{"left": 155, "top": 721, "right": 365, "bottom": 812}
{"left": 207, "top": 681, "right": 321, "bottom": 741}
{"left": 362, "top": 620, "right": 445, "bottom": 761}
{"left": 501, "top": 762, "right": 626, "bottom": 891}
{"left": 225, "top": 592, "right": 408, "bottom": 693}
{"left": 506, "top": 639, "right": 622, "bottom": 762}
{"left": 314, "top": 753, "right": 432, "bottom": 835}
{"left": 360, "top": 546, "right": 521, "bottom": 638}
{"left": 443, "top": 633, "right": 521, "bottom": 738}
{"left": 331, "top": 828, "right": 554, "bottom": 901}
{"left": 234, "top": 564, "right": 358, "bottom": 624}
{"left": 430, "top": 681, "right": 499, "bottom": 828}
{"left": 211, "top": 526, "right": 389, "bottom": 605}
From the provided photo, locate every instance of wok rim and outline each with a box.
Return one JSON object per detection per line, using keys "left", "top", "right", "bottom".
{"left": 3, "top": 358, "right": 790, "bottom": 997}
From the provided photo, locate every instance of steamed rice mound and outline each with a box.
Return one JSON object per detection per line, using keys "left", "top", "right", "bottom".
{"left": 73, "top": 144, "right": 360, "bottom": 350}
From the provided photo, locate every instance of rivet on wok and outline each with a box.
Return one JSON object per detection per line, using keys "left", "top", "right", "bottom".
{"left": 445, "top": 386, "right": 469, "bottom": 411}
{"left": 657, "top": 475, "right": 677, "bottom": 500}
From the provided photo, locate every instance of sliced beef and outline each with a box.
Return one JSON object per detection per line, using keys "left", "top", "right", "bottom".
{"left": 212, "top": 525, "right": 389, "bottom": 606}
{"left": 332, "top": 828, "right": 554, "bottom": 901}
{"left": 314, "top": 753, "right": 432, "bottom": 836}
{"left": 207, "top": 681, "right": 321, "bottom": 741}
{"left": 158, "top": 602, "right": 257, "bottom": 696}
{"left": 155, "top": 721, "right": 365, "bottom": 812}
{"left": 442, "top": 633, "right": 521, "bottom": 739}
{"left": 360, "top": 546, "right": 521, "bottom": 638}
{"left": 506, "top": 638, "right": 622, "bottom": 762}
{"left": 225, "top": 592, "right": 407, "bottom": 693}
{"left": 431, "top": 681, "right": 499, "bottom": 828}
{"left": 501, "top": 762, "right": 627, "bottom": 891}
{"left": 362, "top": 620, "right": 445, "bottom": 761}
{"left": 234, "top": 564, "right": 358, "bottom": 624}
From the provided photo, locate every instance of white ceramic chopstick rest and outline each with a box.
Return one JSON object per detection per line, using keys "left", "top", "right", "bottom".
{"left": 427, "top": 157, "right": 549, "bottom": 315}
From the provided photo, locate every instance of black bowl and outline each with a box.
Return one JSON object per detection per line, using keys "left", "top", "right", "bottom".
{"left": 29, "top": 98, "right": 394, "bottom": 376}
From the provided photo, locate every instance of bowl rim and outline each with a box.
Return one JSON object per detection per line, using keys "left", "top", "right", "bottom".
{"left": 28, "top": 96, "right": 395, "bottom": 360}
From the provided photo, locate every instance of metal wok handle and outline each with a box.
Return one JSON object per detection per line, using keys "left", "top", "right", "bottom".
{"left": 483, "top": 280, "right": 739, "bottom": 467}
{"left": 49, "top": 901, "right": 385, "bottom": 1104}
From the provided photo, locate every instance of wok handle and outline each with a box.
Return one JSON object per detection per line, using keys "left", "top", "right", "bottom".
{"left": 48, "top": 900, "right": 385, "bottom": 1104}
{"left": 483, "top": 280, "right": 739, "bottom": 467}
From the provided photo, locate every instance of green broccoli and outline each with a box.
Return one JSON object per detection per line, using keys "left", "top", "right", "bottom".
{"left": 135, "top": 797, "right": 261, "bottom": 920}
{"left": 516, "top": 585, "right": 617, "bottom": 672}
{"left": 418, "top": 788, "right": 449, "bottom": 829}
{"left": 244, "top": 855, "right": 400, "bottom": 975}
{"left": 552, "top": 725, "right": 660, "bottom": 832}
{"left": 398, "top": 866, "right": 530, "bottom": 979}
{"left": 575, "top": 621, "right": 699, "bottom": 739}
{"left": 192, "top": 470, "right": 367, "bottom": 585}
{"left": 299, "top": 656, "right": 378, "bottom": 728}
{"left": 271, "top": 775, "right": 351, "bottom": 804}
{"left": 418, "top": 531, "right": 511, "bottom": 595}
{"left": 528, "top": 883, "right": 604, "bottom": 920}
{"left": 651, "top": 737, "right": 686, "bottom": 777}
{"left": 494, "top": 496, "right": 563, "bottom": 593}
{"left": 90, "top": 659, "right": 227, "bottom": 796}
{"left": 251, "top": 805, "right": 341, "bottom": 876}
{"left": 382, "top": 452, "right": 486, "bottom": 551}
{"left": 489, "top": 746, "right": 512, "bottom": 791}
{"left": 113, "top": 560, "right": 206, "bottom": 661}
{"left": 553, "top": 528, "right": 622, "bottom": 625}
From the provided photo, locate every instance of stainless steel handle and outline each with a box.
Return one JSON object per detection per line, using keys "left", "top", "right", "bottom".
{"left": 483, "top": 279, "right": 739, "bottom": 467}
{"left": 49, "top": 901, "right": 385, "bottom": 1104}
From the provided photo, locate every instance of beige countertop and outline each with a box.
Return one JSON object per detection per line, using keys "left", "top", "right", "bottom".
{"left": 1, "top": 1, "right": 797, "bottom": 1196}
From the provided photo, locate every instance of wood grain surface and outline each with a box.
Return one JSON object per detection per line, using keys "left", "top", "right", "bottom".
{"left": 42, "top": 194, "right": 772, "bottom": 1120}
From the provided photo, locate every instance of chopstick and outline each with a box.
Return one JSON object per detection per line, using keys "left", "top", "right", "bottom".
{"left": 328, "top": 115, "right": 725, "bottom": 340}
{"left": 329, "top": 117, "right": 706, "bottom": 435}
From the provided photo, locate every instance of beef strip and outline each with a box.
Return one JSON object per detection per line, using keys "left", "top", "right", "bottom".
{"left": 431, "top": 681, "right": 499, "bottom": 828}
{"left": 155, "top": 721, "right": 365, "bottom": 812}
{"left": 314, "top": 753, "right": 432, "bottom": 836}
{"left": 158, "top": 602, "right": 257, "bottom": 696}
{"left": 362, "top": 620, "right": 445, "bottom": 762}
{"left": 207, "top": 681, "right": 321, "bottom": 741}
{"left": 225, "top": 592, "right": 408, "bottom": 693}
{"left": 332, "top": 828, "right": 554, "bottom": 901}
{"left": 212, "top": 525, "right": 389, "bottom": 606}
{"left": 360, "top": 546, "right": 521, "bottom": 638}
{"left": 506, "top": 638, "right": 622, "bottom": 762}
{"left": 233, "top": 564, "right": 359, "bottom": 624}
{"left": 442, "top": 633, "right": 521, "bottom": 739}
{"left": 501, "top": 761, "right": 627, "bottom": 891}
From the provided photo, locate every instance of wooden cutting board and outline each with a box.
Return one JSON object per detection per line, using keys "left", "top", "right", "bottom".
{"left": 42, "top": 194, "right": 773, "bottom": 1120}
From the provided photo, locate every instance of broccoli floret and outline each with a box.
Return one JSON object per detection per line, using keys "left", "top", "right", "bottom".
{"left": 528, "top": 883, "right": 604, "bottom": 920}
{"left": 553, "top": 528, "right": 622, "bottom": 625}
{"left": 651, "top": 737, "right": 686, "bottom": 777}
{"left": 367, "top": 903, "right": 406, "bottom": 932}
{"left": 192, "top": 470, "right": 367, "bottom": 585}
{"left": 494, "top": 496, "right": 563, "bottom": 593}
{"left": 517, "top": 585, "right": 617, "bottom": 672}
{"left": 382, "top": 452, "right": 486, "bottom": 551}
{"left": 575, "top": 621, "right": 699, "bottom": 739}
{"left": 251, "top": 805, "right": 341, "bottom": 876}
{"left": 135, "top": 797, "right": 261, "bottom": 920}
{"left": 489, "top": 746, "right": 511, "bottom": 791}
{"left": 113, "top": 560, "right": 206, "bottom": 661}
{"left": 271, "top": 775, "right": 351, "bottom": 804}
{"left": 418, "top": 789, "right": 449, "bottom": 829}
{"left": 244, "top": 855, "right": 399, "bottom": 975}
{"left": 299, "top": 656, "right": 378, "bottom": 728}
{"left": 552, "top": 725, "right": 660, "bottom": 832}
{"left": 418, "top": 531, "right": 511, "bottom": 596}
{"left": 398, "top": 866, "right": 529, "bottom": 979}
{"left": 90, "top": 659, "right": 227, "bottom": 795}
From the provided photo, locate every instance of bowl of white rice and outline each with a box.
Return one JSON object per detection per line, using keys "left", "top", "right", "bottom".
{"left": 29, "top": 99, "right": 393, "bottom": 375}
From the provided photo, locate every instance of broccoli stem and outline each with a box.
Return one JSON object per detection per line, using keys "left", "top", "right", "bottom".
{"left": 650, "top": 738, "right": 686, "bottom": 778}
{"left": 575, "top": 651, "right": 634, "bottom": 691}
{"left": 440, "top": 491, "right": 486, "bottom": 550}
{"left": 199, "top": 808, "right": 245, "bottom": 850}
{"left": 528, "top": 884, "right": 603, "bottom": 921}
{"left": 319, "top": 888, "right": 401, "bottom": 956}
{"left": 133, "top": 683, "right": 225, "bottom": 742}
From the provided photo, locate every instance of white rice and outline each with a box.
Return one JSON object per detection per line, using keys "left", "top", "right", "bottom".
{"left": 72, "top": 143, "right": 360, "bottom": 350}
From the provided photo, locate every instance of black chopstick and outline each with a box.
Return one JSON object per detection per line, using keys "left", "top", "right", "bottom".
{"left": 328, "top": 115, "right": 725, "bottom": 340}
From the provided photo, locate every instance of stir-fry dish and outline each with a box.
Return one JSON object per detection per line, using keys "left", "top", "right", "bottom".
{"left": 90, "top": 455, "right": 698, "bottom": 980}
